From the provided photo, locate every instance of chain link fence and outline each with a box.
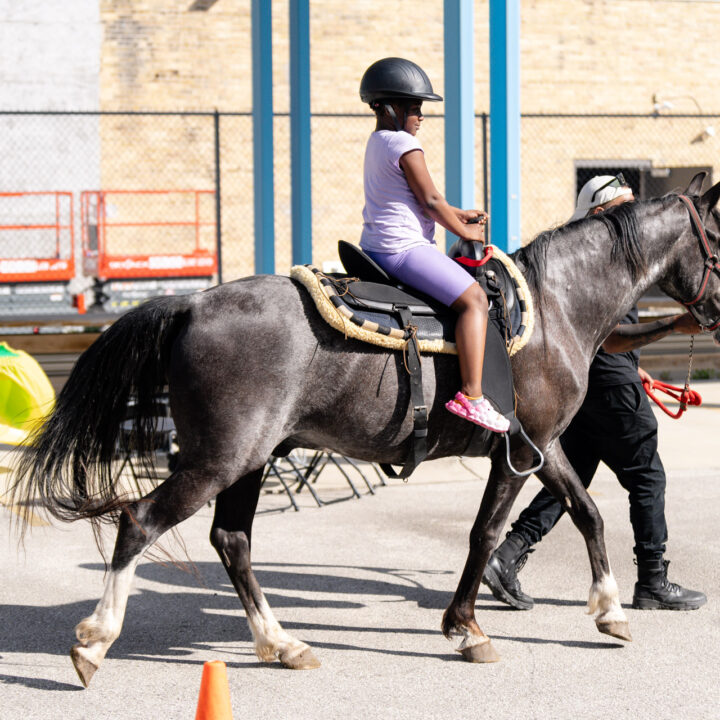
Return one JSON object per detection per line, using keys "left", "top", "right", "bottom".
{"left": 0, "top": 111, "right": 717, "bottom": 316}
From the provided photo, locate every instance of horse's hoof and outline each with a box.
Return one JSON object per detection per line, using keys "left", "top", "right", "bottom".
{"left": 70, "top": 644, "right": 98, "bottom": 688}
{"left": 596, "top": 621, "right": 632, "bottom": 642}
{"left": 460, "top": 639, "right": 500, "bottom": 663}
{"left": 279, "top": 646, "right": 321, "bottom": 670}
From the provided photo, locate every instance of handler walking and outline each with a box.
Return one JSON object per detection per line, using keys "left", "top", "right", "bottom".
{"left": 483, "top": 175, "right": 707, "bottom": 611}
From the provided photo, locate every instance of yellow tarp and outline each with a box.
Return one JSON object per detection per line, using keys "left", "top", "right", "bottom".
{"left": 0, "top": 342, "right": 55, "bottom": 445}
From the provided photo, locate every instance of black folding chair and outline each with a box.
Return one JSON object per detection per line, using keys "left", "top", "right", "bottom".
{"left": 262, "top": 449, "right": 384, "bottom": 511}
{"left": 115, "top": 393, "right": 176, "bottom": 485}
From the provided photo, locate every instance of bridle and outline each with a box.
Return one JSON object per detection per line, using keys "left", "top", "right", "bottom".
{"left": 678, "top": 194, "right": 720, "bottom": 331}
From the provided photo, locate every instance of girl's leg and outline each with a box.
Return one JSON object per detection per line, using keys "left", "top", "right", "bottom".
{"left": 364, "top": 245, "right": 475, "bottom": 307}
{"left": 451, "top": 283, "right": 489, "bottom": 397}
{"left": 447, "top": 283, "right": 508, "bottom": 432}
{"left": 365, "top": 245, "right": 508, "bottom": 432}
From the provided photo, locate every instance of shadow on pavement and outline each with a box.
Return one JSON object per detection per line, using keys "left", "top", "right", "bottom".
{"left": 0, "top": 673, "right": 83, "bottom": 692}
{"left": 496, "top": 636, "right": 624, "bottom": 650}
{"left": 0, "top": 559, "right": 618, "bottom": 686}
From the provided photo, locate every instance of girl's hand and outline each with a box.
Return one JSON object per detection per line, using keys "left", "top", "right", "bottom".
{"left": 457, "top": 209, "right": 488, "bottom": 225}
{"left": 462, "top": 222, "right": 485, "bottom": 243}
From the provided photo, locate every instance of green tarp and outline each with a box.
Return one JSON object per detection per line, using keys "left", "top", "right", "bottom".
{"left": 0, "top": 342, "right": 55, "bottom": 445}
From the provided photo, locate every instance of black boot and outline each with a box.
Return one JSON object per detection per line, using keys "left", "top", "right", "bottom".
{"left": 632, "top": 558, "right": 707, "bottom": 610}
{"left": 482, "top": 533, "right": 535, "bottom": 610}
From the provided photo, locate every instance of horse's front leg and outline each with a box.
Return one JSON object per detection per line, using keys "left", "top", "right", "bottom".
{"left": 442, "top": 457, "right": 526, "bottom": 662}
{"left": 536, "top": 442, "right": 631, "bottom": 642}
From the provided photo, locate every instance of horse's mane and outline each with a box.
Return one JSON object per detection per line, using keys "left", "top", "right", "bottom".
{"left": 513, "top": 200, "right": 647, "bottom": 291}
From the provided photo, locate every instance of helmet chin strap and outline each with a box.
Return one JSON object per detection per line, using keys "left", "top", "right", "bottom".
{"left": 383, "top": 103, "right": 405, "bottom": 131}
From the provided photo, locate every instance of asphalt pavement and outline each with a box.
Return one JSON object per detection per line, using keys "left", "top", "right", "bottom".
{"left": 1, "top": 382, "right": 719, "bottom": 719}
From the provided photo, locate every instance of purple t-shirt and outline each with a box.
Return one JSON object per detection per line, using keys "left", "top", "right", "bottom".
{"left": 360, "top": 130, "right": 436, "bottom": 253}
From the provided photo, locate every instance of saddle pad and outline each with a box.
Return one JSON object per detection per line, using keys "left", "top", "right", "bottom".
{"left": 292, "top": 264, "right": 455, "bottom": 354}
{"left": 291, "top": 249, "right": 534, "bottom": 357}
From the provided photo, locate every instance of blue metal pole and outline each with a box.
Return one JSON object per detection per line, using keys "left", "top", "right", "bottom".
{"left": 252, "top": 0, "right": 275, "bottom": 273}
{"left": 290, "top": 0, "right": 312, "bottom": 265}
{"left": 489, "top": 0, "right": 521, "bottom": 252}
{"left": 444, "top": 0, "right": 475, "bottom": 246}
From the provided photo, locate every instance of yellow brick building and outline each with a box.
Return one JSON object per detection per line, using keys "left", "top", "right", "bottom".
{"left": 96, "top": 0, "right": 720, "bottom": 279}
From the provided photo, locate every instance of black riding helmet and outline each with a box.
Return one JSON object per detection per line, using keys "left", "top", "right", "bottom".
{"left": 360, "top": 57, "right": 443, "bottom": 104}
{"left": 360, "top": 57, "right": 442, "bottom": 130}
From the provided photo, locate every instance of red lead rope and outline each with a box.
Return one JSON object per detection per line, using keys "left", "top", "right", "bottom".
{"left": 642, "top": 378, "right": 703, "bottom": 419}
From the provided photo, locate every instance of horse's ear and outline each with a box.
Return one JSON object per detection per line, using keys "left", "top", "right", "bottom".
{"left": 685, "top": 172, "right": 707, "bottom": 196}
{"left": 699, "top": 180, "right": 720, "bottom": 216}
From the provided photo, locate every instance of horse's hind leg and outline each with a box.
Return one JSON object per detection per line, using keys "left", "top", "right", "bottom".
{"left": 210, "top": 471, "right": 320, "bottom": 669}
{"left": 71, "top": 464, "right": 241, "bottom": 687}
{"left": 442, "top": 459, "right": 526, "bottom": 662}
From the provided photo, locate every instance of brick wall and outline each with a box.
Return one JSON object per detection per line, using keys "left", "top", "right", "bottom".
{"left": 90, "top": 0, "right": 720, "bottom": 276}
{"left": 97, "top": 1, "right": 720, "bottom": 115}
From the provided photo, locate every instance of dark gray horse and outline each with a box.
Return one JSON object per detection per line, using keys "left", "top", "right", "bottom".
{"left": 12, "top": 174, "right": 720, "bottom": 687}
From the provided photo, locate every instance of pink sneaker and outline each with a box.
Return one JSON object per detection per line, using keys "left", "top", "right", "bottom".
{"left": 445, "top": 392, "right": 510, "bottom": 433}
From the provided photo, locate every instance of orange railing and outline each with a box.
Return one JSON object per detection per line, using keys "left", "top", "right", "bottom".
{"left": 81, "top": 189, "right": 217, "bottom": 279}
{"left": 0, "top": 191, "right": 75, "bottom": 281}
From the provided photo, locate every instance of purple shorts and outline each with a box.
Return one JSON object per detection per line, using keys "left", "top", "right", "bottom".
{"left": 365, "top": 244, "right": 475, "bottom": 307}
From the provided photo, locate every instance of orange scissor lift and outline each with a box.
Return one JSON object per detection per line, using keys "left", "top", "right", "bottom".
{"left": 81, "top": 189, "right": 217, "bottom": 313}
{"left": 0, "top": 191, "right": 78, "bottom": 316}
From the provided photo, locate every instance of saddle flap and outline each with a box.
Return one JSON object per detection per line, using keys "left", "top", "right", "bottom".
{"left": 479, "top": 258, "right": 516, "bottom": 313}
{"left": 475, "top": 257, "right": 526, "bottom": 342}
{"left": 344, "top": 280, "right": 447, "bottom": 316}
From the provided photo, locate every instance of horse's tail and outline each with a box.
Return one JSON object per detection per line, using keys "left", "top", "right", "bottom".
{"left": 10, "top": 294, "right": 194, "bottom": 533}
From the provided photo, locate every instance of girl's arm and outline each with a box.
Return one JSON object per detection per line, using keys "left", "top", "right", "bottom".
{"left": 400, "top": 150, "right": 485, "bottom": 242}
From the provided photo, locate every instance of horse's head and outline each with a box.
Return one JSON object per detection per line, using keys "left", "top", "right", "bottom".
{"left": 658, "top": 172, "right": 720, "bottom": 343}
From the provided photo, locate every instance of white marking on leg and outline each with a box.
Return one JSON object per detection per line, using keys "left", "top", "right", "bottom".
{"left": 456, "top": 629, "right": 491, "bottom": 653}
{"left": 587, "top": 571, "right": 628, "bottom": 624}
{"left": 246, "top": 593, "right": 313, "bottom": 663}
{"left": 74, "top": 557, "right": 141, "bottom": 668}
{"left": 447, "top": 624, "right": 490, "bottom": 653}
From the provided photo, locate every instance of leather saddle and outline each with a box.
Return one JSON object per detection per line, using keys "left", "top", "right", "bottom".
{"left": 336, "top": 240, "right": 523, "bottom": 345}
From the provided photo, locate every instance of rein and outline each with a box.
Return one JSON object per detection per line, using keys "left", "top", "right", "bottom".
{"left": 678, "top": 194, "right": 720, "bottom": 331}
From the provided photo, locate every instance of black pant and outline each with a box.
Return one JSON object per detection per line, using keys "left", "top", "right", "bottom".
{"left": 511, "top": 381, "right": 668, "bottom": 561}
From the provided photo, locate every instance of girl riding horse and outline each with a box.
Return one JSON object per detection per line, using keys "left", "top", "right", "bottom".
{"left": 359, "top": 57, "right": 508, "bottom": 433}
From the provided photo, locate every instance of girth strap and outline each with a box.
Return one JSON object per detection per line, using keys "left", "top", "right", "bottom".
{"left": 380, "top": 305, "right": 428, "bottom": 479}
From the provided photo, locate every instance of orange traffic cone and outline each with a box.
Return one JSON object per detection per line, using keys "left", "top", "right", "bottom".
{"left": 195, "top": 660, "right": 233, "bottom": 720}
